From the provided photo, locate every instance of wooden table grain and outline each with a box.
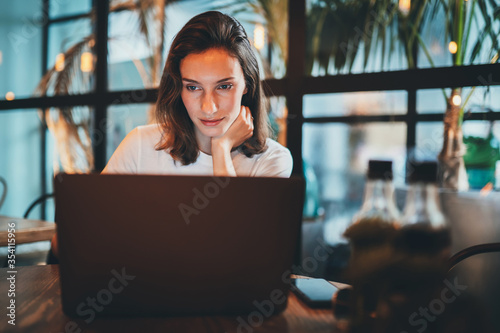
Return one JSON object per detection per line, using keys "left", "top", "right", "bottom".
{"left": 0, "top": 215, "right": 56, "bottom": 246}
{"left": 0, "top": 266, "right": 341, "bottom": 333}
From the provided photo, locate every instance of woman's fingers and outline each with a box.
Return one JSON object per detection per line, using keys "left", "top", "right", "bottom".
{"left": 231, "top": 106, "right": 252, "bottom": 144}
{"left": 244, "top": 106, "right": 254, "bottom": 139}
{"left": 213, "top": 106, "right": 254, "bottom": 150}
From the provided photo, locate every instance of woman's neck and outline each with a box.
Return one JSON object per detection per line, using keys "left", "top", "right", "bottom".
{"left": 196, "top": 133, "right": 212, "bottom": 155}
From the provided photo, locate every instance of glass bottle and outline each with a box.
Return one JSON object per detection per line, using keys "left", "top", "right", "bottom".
{"left": 343, "top": 160, "right": 401, "bottom": 266}
{"left": 382, "top": 161, "right": 451, "bottom": 332}
{"left": 339, "top": 160, "right": 401, "bottom": 331}
{"left": 396, "top": 161, "right": 451, "bottom": 261}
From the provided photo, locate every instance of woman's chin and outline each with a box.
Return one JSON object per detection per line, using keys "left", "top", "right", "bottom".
{"left": 198, "top": 126, "right": 228, "bottom": 139}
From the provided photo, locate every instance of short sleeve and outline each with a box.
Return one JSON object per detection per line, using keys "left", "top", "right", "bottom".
{"left": 102, "top": 128, "right": 140, "bottom": 174}
{"left": 253, "top": 143, "right": 293, "bottom": 178}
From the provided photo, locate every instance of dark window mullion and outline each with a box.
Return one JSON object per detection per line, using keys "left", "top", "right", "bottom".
{"left": 49, "top": 12, "right": 91, "bottom": 24}
{"left": 300, "top": 63, "right": 500, "bottom": 94}
{"left": 286, "top": 0, "right": 306, "bottom": 176}
{"left": 407, "top": 89, "right": 417, "bottom": 155}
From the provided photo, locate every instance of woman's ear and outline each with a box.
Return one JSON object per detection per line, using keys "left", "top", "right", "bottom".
{"left": 243, "top": 86, "right": 248, "bottom": 95}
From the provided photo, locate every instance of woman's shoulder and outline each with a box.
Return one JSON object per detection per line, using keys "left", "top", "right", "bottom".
{"left": 242, "top": 138, "right": 292, "bottom": 177}
{"left": 134, "top": 123, "right": 163, "bottom": 139}
{"left": 111, "top": 124, "right": 167, "bottom": 157}
{"left": 263, "top": 138, "right": 291, "bottom": 156}
{"left": 124, "top": 123, "right": 164, "bottom": 148}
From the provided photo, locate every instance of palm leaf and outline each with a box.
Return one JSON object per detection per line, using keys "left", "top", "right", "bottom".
{"left": 461, "top": 0, "right": 477, "bottom": 58}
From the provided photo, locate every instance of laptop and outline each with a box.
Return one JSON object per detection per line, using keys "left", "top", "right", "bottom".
{"left": 54, "top": 173, "right": 304, "bottom": 318}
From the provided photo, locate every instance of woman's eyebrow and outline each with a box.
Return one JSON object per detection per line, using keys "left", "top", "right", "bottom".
{"left": 216, "top": 77, "right": 235, "bottom": 83}
{"left": 182, "top": 78, "right": 199, "bottom": 83}
{"left": 182, "top": 77, "right": 235, "bottom": 84}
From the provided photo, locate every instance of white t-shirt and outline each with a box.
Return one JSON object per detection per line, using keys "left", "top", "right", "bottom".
{"left": 103, "top": 124, "right": 293, "bottom": 178}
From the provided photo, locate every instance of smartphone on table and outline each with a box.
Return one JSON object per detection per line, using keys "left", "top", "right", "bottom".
{"left": 291, "top": 278, "right": 339, "bottom": 309}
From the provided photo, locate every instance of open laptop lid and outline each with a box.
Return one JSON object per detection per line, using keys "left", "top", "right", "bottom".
{"left": 54, "top": 174, "right": 304, "bottom": 317}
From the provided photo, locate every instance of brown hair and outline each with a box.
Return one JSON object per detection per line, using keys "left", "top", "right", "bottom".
{"left": 155, "top": 11, "right": 270, "bottom": 165}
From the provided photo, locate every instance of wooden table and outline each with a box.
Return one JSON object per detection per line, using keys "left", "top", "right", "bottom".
{"left": 0, "top": 215, "right": 55, "bottom": 246}
{"left": 0, "top": 266, "right": 343, "bottom": 333}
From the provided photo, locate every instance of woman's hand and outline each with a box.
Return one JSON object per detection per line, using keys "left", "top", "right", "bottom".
{"left": 212, "top": 105, "right": 254, "bottom": 151}
{"left": 211, "top": 106, "right": 254, "bottom": 176}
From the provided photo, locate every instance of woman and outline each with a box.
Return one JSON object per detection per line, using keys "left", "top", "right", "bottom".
{"left": 48, "top": 11, "right": 292, "bottom": 263}
{"left": 102, "top": 10, "right": 292, "bottom": 177}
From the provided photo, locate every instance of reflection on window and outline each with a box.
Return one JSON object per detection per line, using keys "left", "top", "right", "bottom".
{"left": 304, "top": 91, "right": 407, "bottom": 117}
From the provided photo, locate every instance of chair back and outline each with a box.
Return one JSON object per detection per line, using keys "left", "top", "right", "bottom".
{"left": 447, "top": 250, "right": 500, "bottom": 332}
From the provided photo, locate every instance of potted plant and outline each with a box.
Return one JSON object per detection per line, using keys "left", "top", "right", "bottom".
{"left": 431, "top": 0, "right": 500, "bottom": 191}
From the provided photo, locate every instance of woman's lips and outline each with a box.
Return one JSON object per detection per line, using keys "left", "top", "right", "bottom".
{"left": 200, "top": 118, "right": 224, "bottom": 126}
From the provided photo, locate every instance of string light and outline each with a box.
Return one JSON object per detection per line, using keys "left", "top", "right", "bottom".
{"left": 253, "top": 23, "right": 266, "bottom": 51}
{"left": 55, "top": 53, "right": 65, "bottom": 72}
{"left": 80, "top": 52, "right": 93, "bottom": 72}
{"left": 5, "top": 92, "right": 15, "bottom": 101}
{"left": 448, "top": 41, "right": 458, "bottom": 54}
{"left": 399, "top": 0, "right": 411, "bottom": 15}
{"left": 452, "top": 94, "right": 462, "bottom": 106}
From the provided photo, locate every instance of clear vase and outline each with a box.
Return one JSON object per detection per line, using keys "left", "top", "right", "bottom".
{"left": 438, "top": 89, "right": 469, "bottom": 191}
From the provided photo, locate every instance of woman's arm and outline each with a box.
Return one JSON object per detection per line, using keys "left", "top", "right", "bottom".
{"left": 211, "top": 105, "right": 254, "bottom": 176}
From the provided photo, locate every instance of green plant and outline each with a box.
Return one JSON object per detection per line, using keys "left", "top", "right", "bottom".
{"left": 306, "top": 0, "right": 500, "bottom": 190}
{"left": 306, "top": 0, "right": 434, "bottom": 74}
{"left": 429, "top": 0, "right": 499, "bottom": 190}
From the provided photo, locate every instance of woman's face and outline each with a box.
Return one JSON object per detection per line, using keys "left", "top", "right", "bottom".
{"left": 180, "top": 48, "right": 247, "bottom": 147}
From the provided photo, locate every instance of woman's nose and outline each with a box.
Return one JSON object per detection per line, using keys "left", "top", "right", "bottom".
{"left": 201, "top": 92, "right": 217, "bottom": 115}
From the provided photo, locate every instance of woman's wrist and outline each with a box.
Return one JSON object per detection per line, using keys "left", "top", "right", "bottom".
{"left": 211, "top": 138, "right": 237, "bottom": 176}
{"left": 211, "top": 137, "right": 232, "bottom": 155}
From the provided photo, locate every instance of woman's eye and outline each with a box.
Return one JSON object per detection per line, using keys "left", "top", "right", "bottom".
{"left": 218, "top": 84, "right": 232, "bottom": 90}
{"left": 186, "top": 85, "right": 199, "bottom": 91}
